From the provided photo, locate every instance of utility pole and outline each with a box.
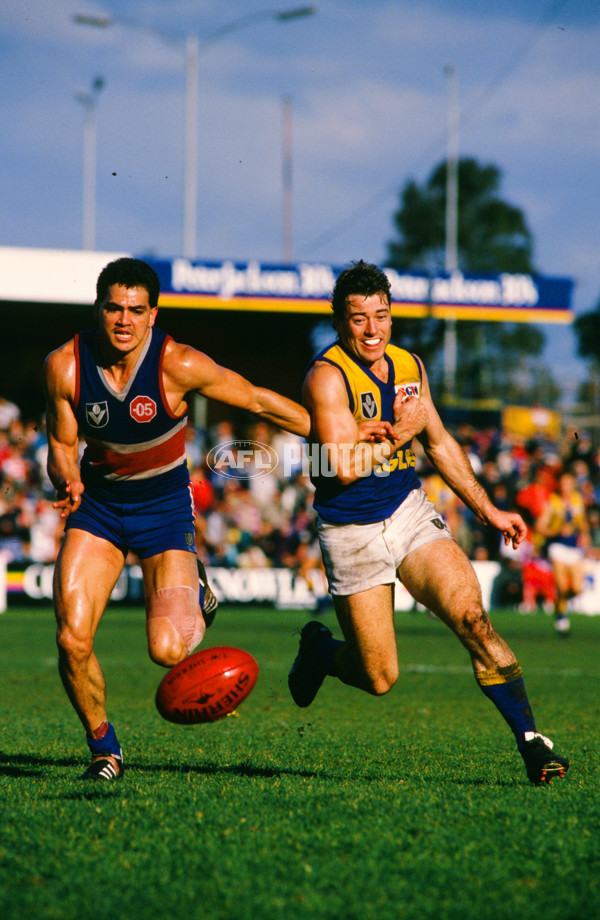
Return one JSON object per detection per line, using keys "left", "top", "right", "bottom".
{"left": 443, "top": 64, "right": 459, "bottom": 398}
{"left": 282, "top": 95, "right": 294, "bottom": 263}
{"left": 74, "top": 76, "right": 105, "bottom": 250}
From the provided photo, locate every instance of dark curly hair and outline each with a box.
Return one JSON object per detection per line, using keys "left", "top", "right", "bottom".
{"left": 331, "top": 260, "right": 391, "bottom": 321}
{"left": 95, "top": 258, "right": 161, "bottom": 309}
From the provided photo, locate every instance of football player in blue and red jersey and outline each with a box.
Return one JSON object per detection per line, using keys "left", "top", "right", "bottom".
{"left": 44, "top": 257, "right": 315, "bottom": 780}
{"left": 288, "top": 260, "right": 569, "bottom": 785}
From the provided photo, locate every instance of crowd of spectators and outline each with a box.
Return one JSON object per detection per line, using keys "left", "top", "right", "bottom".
{"left": 2, "top": 394, "right": 600, "bottom": 612}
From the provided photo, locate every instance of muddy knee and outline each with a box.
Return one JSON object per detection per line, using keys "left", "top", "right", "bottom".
{"left": 460, "top": 605, "right": 494, "bottom": 643}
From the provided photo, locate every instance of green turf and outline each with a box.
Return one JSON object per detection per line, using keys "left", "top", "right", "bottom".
{"left": 0, "top": 605, "right": 598, "bottom": 920}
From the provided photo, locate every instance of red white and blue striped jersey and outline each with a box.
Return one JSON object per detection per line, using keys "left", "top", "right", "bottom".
{"left": 73, "top": 327, "right": 190, "bottom": 501}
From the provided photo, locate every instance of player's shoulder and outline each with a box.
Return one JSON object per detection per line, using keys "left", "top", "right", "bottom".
{"left": 44, "top": 337, "right": 77, "bottom": 375}
{"left": 303, "top": 359, "right": 347, "bottom": 405}
{"left": 162, "top": 337, "right": 220, "bottom": 393}
{"left": 44, "top": 338, "right": 77, "bottom": 397}
{"left": 305, "top": 341, "right": 346, "bottom": 379}
{"left": 163, "top": 336, "right": 211, "bottom": 369}
{"left": 306, "top": 356, "right": 344, "bottom": 382}
{"left": 387, "top": 343, "right": 423, "bottom": 368}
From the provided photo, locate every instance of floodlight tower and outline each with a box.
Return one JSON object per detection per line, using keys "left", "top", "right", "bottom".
{"left": 74, "top": 76, "right": 105, "bottom": 250}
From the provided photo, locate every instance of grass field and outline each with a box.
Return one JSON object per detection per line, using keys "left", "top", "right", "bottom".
{"left": 0, "top": 604, "right": 598, "bottom": 920}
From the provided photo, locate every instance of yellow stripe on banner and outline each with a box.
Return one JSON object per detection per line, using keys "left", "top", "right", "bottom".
{"left": 428, "top": 305, "right": 573, "bottom": 324}
{"left": 159, "top": 294, "right": 333, "bottom": 313}
{"left": 158, "top": 293, "right": 572, "bottom": 324}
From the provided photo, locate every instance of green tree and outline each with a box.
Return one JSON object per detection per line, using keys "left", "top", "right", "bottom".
{"left": 388, "top": 158, "right": 535, "bottom": 273}
{"left": 385, "top": 157, "right": 551, "bottom": 404}
{"left": 573, "top": 304, "right": 600, "bottom": 415}
{"left": 574, "top": 304, "right": 600, "bottom": 364}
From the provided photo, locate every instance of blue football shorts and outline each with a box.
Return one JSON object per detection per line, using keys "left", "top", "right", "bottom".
{"left": 65, "top": 486, "right": 197, "bottom": 559}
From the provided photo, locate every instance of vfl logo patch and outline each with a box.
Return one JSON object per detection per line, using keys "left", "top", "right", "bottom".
{"left": 130, "top": 395, "right": 157, "bottom": 423}
{"left": 360, "top": 392, "right": 378, "bottom": 419}
{"left": 86, "top": 401, "right": 109, "bottom": 428}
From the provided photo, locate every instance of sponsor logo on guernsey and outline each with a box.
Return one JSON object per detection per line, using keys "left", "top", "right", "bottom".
{"left": 130, "top": 395, "right": 157, "bottom": 423}
{"left": 395, "top": 382, "right": 421, "bottom": 400}
{"left": 86, "top": 401, "right": 109, "bottom": 428}
{"left": 360, "top": 392, "right": 378, "bottom": 419}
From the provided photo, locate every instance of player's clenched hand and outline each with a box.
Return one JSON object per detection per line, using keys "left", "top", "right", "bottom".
{"left": 53, "top": 479, "right": 85, "bottom": 519}
{"left": 487, "top": 508, "right": 527, "bottom": 550}
{"left": 356, "top": 419, "right": 395, "bottom": 442}
{"left": 392, "top": 395, "right": 428, "bottom": 439}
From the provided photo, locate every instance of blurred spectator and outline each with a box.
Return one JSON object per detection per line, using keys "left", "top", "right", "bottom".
{"left": 4, "top": 393, "right": 600, "bottom": 623}
{"left": 515, "top": 464, "right": 555, "bottom": 544}
{"left": 0, "top": 397, "right": 20, "bottom": 429}
{"left": 536, "top": 471, "right": 590, "bottom": 635}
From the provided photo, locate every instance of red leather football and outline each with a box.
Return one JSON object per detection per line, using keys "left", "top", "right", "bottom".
{"left": 156, "top": 646, "right": 259, "bottom": 724}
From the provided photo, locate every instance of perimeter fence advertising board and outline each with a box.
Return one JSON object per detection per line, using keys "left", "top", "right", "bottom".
{"left": 4, "top": 560, "right": 600, "bottom": 615}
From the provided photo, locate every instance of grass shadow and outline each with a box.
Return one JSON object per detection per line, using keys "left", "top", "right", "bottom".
{"left": 0, "top": 749, "right": 322, "bottom": 786}
{"left": 0, "top": 751, "right": 526, "bottom": 790}
{"left": 0, "top": 751, "right": 80, "bottom": 777}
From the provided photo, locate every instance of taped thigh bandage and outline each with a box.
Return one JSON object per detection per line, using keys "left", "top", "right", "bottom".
{"left": 146, "top": 586, "right": 205, "bottom": 656}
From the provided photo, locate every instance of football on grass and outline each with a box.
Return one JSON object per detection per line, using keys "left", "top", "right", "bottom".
{"left": 155, "top": 646, "right": 259, "bottom": 724}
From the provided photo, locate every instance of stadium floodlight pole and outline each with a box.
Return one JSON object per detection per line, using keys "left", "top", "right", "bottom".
{"left": 74, "top": 76, "right": 105, "bottom": 251}
{"left": 444, "top": 63, "right": 459, "bottom": 274}
{"left": 182, "top": 6, "right": 316, "bottom": 259}
{"left": 73, "top": 7, "right": 316, "bottom": 260}
{"left": 443, "top": 63, "right": 459, "bottom": 398}
{"left": 282, "top": 94, "right": 294, "bottom": 263}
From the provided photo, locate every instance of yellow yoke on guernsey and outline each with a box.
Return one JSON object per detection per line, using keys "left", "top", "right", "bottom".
{"left": 544, "top": 490, "right": 586, "bottom": 548}
{"left": 308, "top": 341, "right": 423, "bottom": 524}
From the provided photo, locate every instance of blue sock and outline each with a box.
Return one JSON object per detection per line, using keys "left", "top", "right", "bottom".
{"left": 475, "top": 663, "right": 536, "bottom": 751}
{"left": 86, "top": 721, "right": 122, "bottom": 759}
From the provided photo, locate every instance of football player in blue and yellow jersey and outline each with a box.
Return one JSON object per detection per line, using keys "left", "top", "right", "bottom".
{"left": 289, "top": 259, "right": 569, "bottom": 785}
{"left": 536, "top": 470, "right": 590, "bottom": 634}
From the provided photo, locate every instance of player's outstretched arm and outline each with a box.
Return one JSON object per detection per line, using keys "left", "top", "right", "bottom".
{"left": 44, "top": 343, "right": 85, "bottom": 518}
{"left": 163, "top": 342, "right": 310, "bottom": 437}
{"left": 414, "top": 357, "right": 526, "bottom": 549}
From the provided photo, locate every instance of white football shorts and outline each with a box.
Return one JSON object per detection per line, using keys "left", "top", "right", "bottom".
{"left": 547, "top": 542, "right": 584, "bottom": 566}
{"left": 317, "top": 487, "right": 453, "bottom": 596}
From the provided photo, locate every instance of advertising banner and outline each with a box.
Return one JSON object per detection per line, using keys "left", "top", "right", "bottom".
{"left": 150, "top": 258, "right": 574, "bottom": 324}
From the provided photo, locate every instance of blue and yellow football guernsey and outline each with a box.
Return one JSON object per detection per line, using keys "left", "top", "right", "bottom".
{"left": 308, "top": 341, "right": 422, "bottom": 524}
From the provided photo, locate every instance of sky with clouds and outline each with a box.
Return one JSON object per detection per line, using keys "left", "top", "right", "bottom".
{"left": 2, "top": 0, "right": 599, "bottom": 396}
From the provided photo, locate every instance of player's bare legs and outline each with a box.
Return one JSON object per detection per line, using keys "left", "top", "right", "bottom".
{"left": 551, "top": 557, "right": 582, "bottom": 631}
{"left": 293, "top": 539, "right": 515, "bottom": 700}
{"left": 332, "top": 585, "right": 399, "bottom": 694}
{"left": 53, "top": 529, "right": 125, "bottom": 734}
{"left": 142, "top": 549, "right": 205, "bottom": 667}
{"left": 397, "top": 538, "right": 516, "bottom": 671}
{"left": 397, "top": 538, "right": 569, "bottom": 782}
{"left": 289, "top": 585, "right": 399, "bottom": 705}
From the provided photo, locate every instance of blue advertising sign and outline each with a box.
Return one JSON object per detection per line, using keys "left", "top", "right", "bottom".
{"left": 145, "top": 257, "right": 574, "bottom": 323}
